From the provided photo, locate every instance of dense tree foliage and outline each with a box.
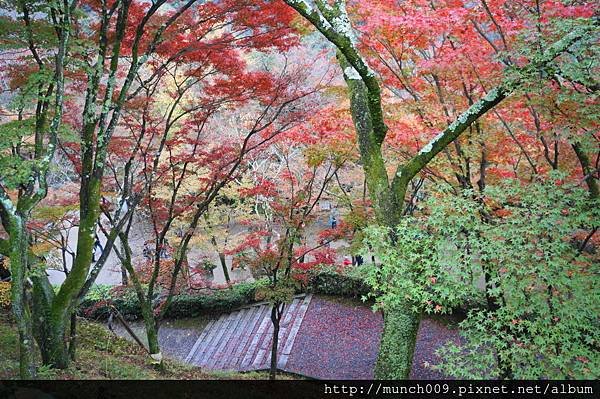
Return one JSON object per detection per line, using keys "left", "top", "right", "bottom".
{"left": 0, "top": 0, "right": 597, "bottom": 381}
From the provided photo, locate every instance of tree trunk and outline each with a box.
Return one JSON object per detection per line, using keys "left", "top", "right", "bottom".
{"left": 269, "top": 302, "right": 284, "bottom": 380}
{"left": 42, "top": 178, "right": 102, "bottom": 369}
{"left": 340, "top": 58, "right": 421, "bottom": 378}
{"left": 68, "top": 312, "right": 77, "bottom": 361}
{"left": 218, "top": 252, "right": 230, "bottom": 284}
{"left": 8, "top": 218, "right": 37, "bottom": 379}
{"left": 374, "top": 303, "right": 421, "bottom": 379}
{"left": 141, "top": 299, "right": 163, "bottom": 370}
{"left": 33, "top": 276, "right": 80, "bottom": 368}
{"left": 31, "top": 273, "right": 55, "bottom": 366}
{"left": 120, "top": 265, "right": 129, "bottom": 286}
{"left": 210, "top": 234, "right": 230, "bottom": 284}
{"left": 43, "top": 314, "right": 70, "bottom": 368}
{"left": 572, "top": 142, "right": 599, "bottom": 199}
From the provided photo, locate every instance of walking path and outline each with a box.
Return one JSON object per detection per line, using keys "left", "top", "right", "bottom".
{"left": 285, "top": 296, "right": 383, "bottom": 379}
{"left": 184, "top": 294, "right": 313, "bottom": 371}
{"left": 114, "top": 294, "right": 461, "bottom": 379}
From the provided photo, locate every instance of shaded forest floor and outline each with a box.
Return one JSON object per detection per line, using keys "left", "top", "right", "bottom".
{"left": 0, "top": 310, "right": 290, "bottom": 380}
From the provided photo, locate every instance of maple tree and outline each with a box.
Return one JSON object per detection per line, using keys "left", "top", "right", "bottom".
{"left": 104, "top": 60, "right": 317, "bottom": 366}
{"left": 229, "top": 129, "right": 352, "bottom": 378}
{"left": 0, "top": 0, "right": 303, "bottom": 373}
{"left": 282, "top": 0, "right": 597, "bottom": 378}
{"left": 0, "top": 0, "right": 597, "bottom": 381}
{"left": 365, "top": 174, "right": 599, "bottom": 379}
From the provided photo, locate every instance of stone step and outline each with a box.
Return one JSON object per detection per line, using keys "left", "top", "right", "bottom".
{"left": 198, "top": 310, "right": 239, "bottom": 367}
{"left": 190, "top": 313, "right": 228, "bottom": 365}
{"left": 185, "top": 294, "right": 313, "bottom": 372}
{"left": 230, "top": 304, "right": 270, "bottom": 370}
{"left": 253, "top": 296, "right": 308, "bottom": 369}
{"left": 218, "top": 305, "right": 262, "bottom": 370}
{"left": 208, "top": 307, "right": 248, "bottom": 369}
{"left": 279, "top": 294, "right": 312, "bottom": 368}
{"left": 184, "top": 318, "right": 216, "bottom": 363}
{"left": 240, "top": 305, "right": 272, "bottom": 370}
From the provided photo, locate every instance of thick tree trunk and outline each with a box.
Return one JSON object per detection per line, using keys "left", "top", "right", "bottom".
{"left": 340, "top": 56, "right": 421, "bottom": 378}
{"left": 44, "top": 314, "right": 70, "bottom": 368}
{"left": 41, "top": 178, "right": 102, "bottom": 369}
{"left": 31, "top": 273, "right": 55, "bottom": 366}
{"left": 8, "top": 218, "right": 37, "bottom": 379}
{"left": 33, "top": 290, "right": 78, "bottom": 368}
{"left": 32, "top": 268, "right": 79, "bottom": 366}
{"left": 374, "top": 304, "right": 421, "bottom": 379}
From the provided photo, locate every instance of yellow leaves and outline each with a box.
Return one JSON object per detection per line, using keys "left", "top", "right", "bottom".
{"left": 289, "top": 14, "right": 314, "bottom": 36}
{"left": 33, "top": 204, "right": 78, "bottom": 221}
{"left": 32, "top": 241, "right": 53, "bottom": 256}
{"left": 0, "top": 282, "right": 10, "bottom": 309}
{"left": 304, "top": 146, "right": 328, "bottom": 167}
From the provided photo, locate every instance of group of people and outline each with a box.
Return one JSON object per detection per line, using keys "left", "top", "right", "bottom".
{"left": 328, "top": 208, "right": 364, "bottom": 267}
{"left": 142, "top": 240, "right": 172, "bottom": 260}
{"left": 342, "top": 255, "right": 364, "bottom": 267}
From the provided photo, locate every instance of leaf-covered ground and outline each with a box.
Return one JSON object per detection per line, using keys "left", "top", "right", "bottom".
{"left": 285, "top": 295, "right": 461, "bottom": 379}
{"left": 285, "top": 295, "right": 382, "bottom": 379}
{"left": 409, "top": 317, "right": 462, "bottom": 379}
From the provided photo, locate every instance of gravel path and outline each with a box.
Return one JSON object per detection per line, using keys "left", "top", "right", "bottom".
{"left": 286, "top": 296, "right": 461, "bottom": 379}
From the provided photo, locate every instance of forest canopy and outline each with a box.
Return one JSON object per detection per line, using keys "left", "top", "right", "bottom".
{"left": 0, "top": 0, "right": 597, "bottom": 384}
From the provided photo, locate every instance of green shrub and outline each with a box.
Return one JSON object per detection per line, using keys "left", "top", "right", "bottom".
{"left": 307, "top": 265, "right": 371, "bottom": 298}
{"left": 80, "top": 280, "right": 268, "bottom": 320}
{"left": 79, "top": 266, "right": 374, "bottom": 321}
{"left": 164, "top": 280, "right": 266, "bottom": 318}
{"left": 83, "top": 284, "right": 113, "bottom": 302}
{"left": 79, "top": 285, "right": 145, "bottom": 320}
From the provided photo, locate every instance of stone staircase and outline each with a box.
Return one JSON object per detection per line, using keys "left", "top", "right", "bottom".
{"left": 184, "top": 294, "right": 313, "bottom": 371}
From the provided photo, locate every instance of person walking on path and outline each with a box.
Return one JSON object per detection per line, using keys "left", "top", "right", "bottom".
{"left": 329, "top": 208, "right": 338, "bottom": 229}
{"left": 92, "top": 234, "right": 103, "bottom": 262}
{"left": 330, "top": 215, "right": 337, "bottom": 229}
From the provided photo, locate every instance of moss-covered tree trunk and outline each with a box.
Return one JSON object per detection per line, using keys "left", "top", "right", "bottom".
{"left": 0, "top": 0, "right": 72, "bottom": 377}
{"left": 6, "top": 216, "right": 37, "bottom": 379}
{"left": 375, "top": 304, "right": 422, "bottom": 379}
{"left": 115, "top": 230, "right": 164, "bottom": 368}
{"left": 31, "top": 272, "right": 56, "bottom": 366}
{"left": 339, "top": 58, "right": 422, "bottom": 379}
{"left": 141, "top": 299, "right": 163, "bottom": 370}
{"left": 40, "top": 176, "right": 102, "bottom": 368}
